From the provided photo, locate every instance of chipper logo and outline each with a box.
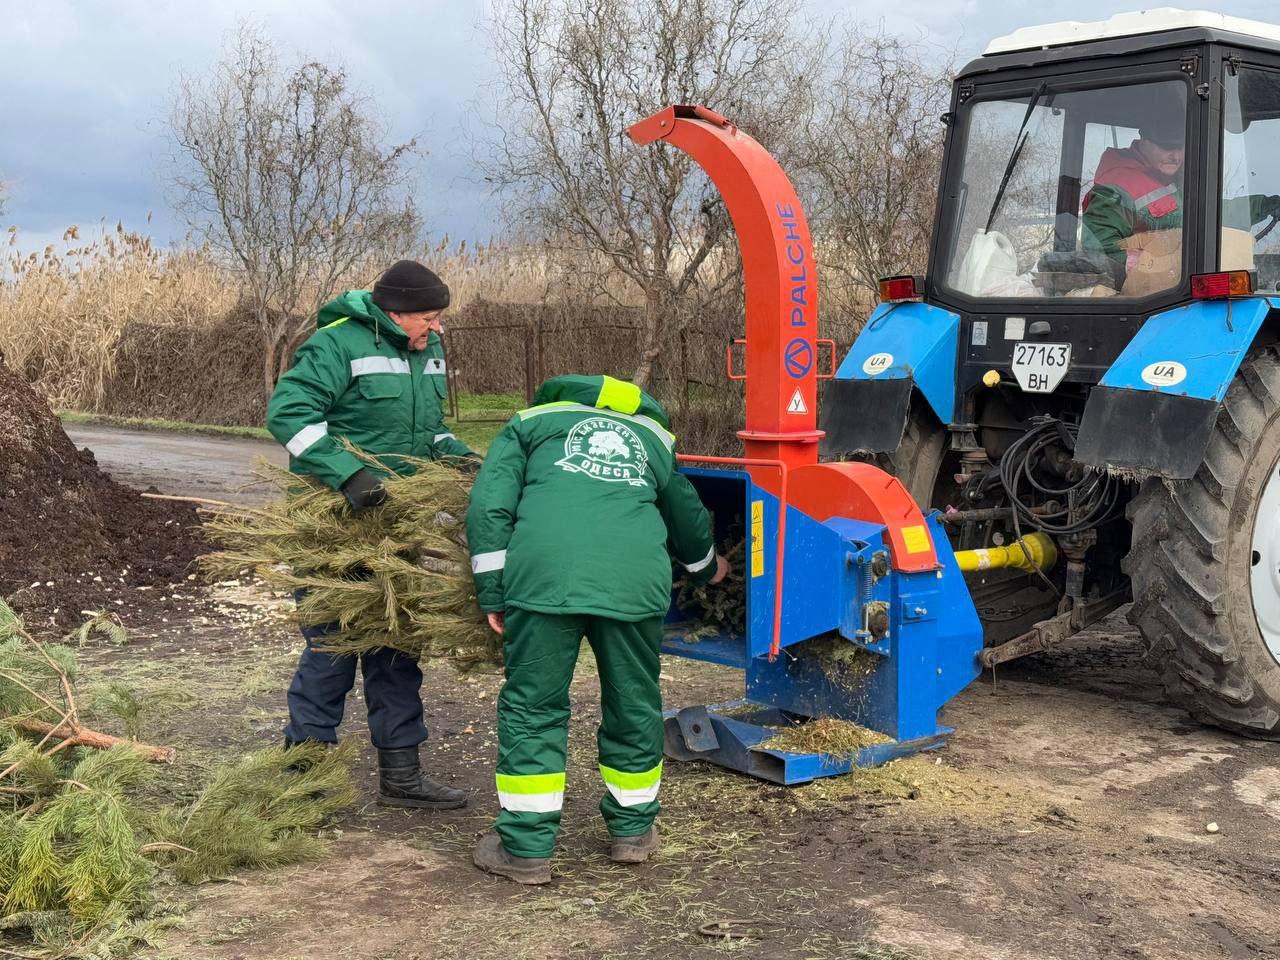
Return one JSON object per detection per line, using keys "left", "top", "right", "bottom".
{"left": 557, "top": 417, "right": 649, "bottom": 486}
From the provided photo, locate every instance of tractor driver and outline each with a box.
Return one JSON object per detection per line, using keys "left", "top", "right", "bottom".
{"left": 1083, "top": 112, "right": 1280, "bottom": 278}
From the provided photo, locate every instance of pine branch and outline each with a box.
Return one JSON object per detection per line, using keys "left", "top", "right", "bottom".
{"left": 11, "top": 720, "right": 175, "bottom": 765}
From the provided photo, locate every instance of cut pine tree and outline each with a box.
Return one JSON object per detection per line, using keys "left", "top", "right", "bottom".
{"left": 201, "top": 450, "right": 502, "bottom": 669}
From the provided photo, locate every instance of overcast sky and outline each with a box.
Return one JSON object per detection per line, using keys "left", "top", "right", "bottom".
{"left": 0, "top": 1, "right": 1274, "bottom": 253}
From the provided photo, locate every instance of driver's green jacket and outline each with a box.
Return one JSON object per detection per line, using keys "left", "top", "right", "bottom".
{"left": 1082, "top": 146, "right": 1184, "bottom": 263}
{"left": 465, "top": 375, "right": 717, "bottom": 620}
{"left": 1083, "top": 145, "right": 1278, "bottom": 263}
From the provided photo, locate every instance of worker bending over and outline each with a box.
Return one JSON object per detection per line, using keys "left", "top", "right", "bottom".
{"left": 466, "top": 375, "right": 728, "bottom": 884}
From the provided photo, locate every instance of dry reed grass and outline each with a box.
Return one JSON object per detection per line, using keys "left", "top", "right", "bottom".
{"left": 0, "top": 222, "right": 870, "bottom": 435}
{"left": 0, "top": 224, "right": 237, "bottom": 409}
{"left": 0, "top": 226, "right": 646, "bottom": 413}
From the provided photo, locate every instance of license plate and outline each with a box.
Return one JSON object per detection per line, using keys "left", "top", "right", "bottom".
{"left": 1010, "top": 342, "right": 1071, "bottom": 393}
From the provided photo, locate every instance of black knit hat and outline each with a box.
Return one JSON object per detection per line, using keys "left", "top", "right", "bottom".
{"left": 371, "top": 260, "right": 450, "bottom": 313}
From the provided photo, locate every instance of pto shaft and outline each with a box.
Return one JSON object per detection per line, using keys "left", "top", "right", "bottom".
{"left": 954, "top": 533, "right": 1057, "bottom": 575}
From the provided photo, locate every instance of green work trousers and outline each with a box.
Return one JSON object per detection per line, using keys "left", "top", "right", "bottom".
{"left": 494, "top": 609, "right": 665, "bottom": 859}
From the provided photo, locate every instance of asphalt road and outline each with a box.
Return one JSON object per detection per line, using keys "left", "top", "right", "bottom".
{"left": 66, "top": 423, "right": 287, "bottom": 505}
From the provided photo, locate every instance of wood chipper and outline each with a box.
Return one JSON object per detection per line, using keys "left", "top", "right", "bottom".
{"left": 627, "top": 107, "right": 1012, "bottom": 784}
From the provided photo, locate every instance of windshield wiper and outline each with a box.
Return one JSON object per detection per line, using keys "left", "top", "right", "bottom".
{"left": 985, "top": 82, "right": 1052, "bottom": 233}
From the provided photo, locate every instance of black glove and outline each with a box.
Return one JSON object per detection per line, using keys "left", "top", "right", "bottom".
{"left": 341, "top": 468, "right": 387, "bottom": 513}
{"left": 448, "top": 453, "right": 484, "bottom": 475}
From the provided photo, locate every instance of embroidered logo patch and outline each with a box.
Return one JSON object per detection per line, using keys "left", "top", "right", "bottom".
{"left": 557, "top": 417, "right": 648, "bottom": 486}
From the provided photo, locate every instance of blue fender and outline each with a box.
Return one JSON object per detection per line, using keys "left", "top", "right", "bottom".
{"left": 819, "top": 302, "right": 960, "bottom": 455}
{"left": 1076, "top": 297, "right": 1280, "bottom": 478}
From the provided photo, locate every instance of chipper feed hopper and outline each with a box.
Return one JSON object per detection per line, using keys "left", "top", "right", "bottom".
{"left": 627, "top": 106, "right": 1018, "bottom": 784}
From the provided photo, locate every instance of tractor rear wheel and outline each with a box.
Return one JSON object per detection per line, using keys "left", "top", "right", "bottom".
{"left": 1125, "top": 346, "right": 1280, "bottom": 738}
{"left": 864, "top": 399, "right": 946, "bottom": 507}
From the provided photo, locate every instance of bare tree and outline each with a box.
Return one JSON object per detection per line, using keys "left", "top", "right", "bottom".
{"left": 484, "top": 0, "right": 821, "bottom": 388}
{"left": 170, "top": 26, "right": 422, "bottom": 395}
{"left": 804, "top": 29, "right": 952, "bottom": 328}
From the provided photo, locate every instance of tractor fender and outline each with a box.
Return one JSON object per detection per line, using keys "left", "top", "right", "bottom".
{"left": 819, "top": 301, "right": 959, "bottom": 456}
{"left": 1076, "top": 297, "right": 1280, "bottom": 479}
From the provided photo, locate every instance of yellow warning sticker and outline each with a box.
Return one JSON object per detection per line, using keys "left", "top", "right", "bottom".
{"left": 901, "top": 524, "right": 931, "bottom": 554}
{"left": 751, "top": 500, "right": 765, "bottom": 578}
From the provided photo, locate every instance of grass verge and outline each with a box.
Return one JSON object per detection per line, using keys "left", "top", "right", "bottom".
{"left": 58, "top": 410, "right": 273, "bottom": 441}
{"left": 57, "top": 408, "right": 500, "bottom": 452}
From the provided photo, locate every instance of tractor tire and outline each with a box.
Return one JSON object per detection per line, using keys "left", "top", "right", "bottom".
{"left": 1125, "top": 346, "right": 1280, "bottom": 738}
{"left": 863, "top": 401, "right": 946, "bottom": 508}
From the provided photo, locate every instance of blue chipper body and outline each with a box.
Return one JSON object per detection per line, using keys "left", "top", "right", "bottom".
{"left": 662, "top": 467, "right": 984, "bottom": 785}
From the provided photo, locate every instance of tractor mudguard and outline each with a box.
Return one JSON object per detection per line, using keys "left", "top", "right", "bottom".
{"left": 820, "top": 302, "right": 959, "bottom": 455}
{"left": 1076, "top": 298, "right": 1280, "bottom": 478}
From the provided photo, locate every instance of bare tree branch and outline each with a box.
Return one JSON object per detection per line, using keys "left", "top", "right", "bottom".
{"left": 168, "top": 24, "right": 422, "bottom": 395}
{"left": 482, "top": 0, "right": 821, "bottom": 388}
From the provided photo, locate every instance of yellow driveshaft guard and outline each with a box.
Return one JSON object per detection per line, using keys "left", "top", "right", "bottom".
{"left": 954, "top": 532, "right": 1057, "bottom": 575}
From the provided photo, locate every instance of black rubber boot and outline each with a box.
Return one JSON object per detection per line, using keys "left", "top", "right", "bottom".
{"left": 609, "top": 825, "right": 659, "bottom": 864}
{"left": 472, "top": 831, "right": 552, "bottom": 884}
{"left": 377, "top": 747, "right": 467, "bottom": 809}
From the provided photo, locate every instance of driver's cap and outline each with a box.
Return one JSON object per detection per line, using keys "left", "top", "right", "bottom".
{"left": 1140, "top": 114, "right": 1186, "bottom": 149}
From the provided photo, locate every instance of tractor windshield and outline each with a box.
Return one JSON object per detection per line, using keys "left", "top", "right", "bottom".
{"left": 941, "top": 78, "right": 1189, "bottom": 300}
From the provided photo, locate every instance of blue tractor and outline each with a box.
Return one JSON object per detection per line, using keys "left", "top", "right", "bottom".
{"left": 822, "top": 11, "right": 1280, "bottom": 737}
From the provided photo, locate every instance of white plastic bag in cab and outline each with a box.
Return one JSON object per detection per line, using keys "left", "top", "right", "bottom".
{"left": 953, "top": 229, "right": 1019, "bottom": 296}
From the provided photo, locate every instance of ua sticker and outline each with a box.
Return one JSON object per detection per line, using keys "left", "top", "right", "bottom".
{"left": 1141, "top": 361, "right": 1187, "bottom": 388}
{"left": 862, "top": 352, "right": 894, "bottom": 376}
{"left": 557, "top": 417, "right": 649, "bottom": 486}
{"left": 786, "top": 388, "right": 808, "bottom": 414}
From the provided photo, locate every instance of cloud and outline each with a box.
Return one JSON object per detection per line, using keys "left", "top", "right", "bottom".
{"left": 4, "top": 0, "right": 1280, "bottom": 246}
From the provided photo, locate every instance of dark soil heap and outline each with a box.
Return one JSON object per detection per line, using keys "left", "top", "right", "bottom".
{"left": 0, "top": 359, "right": 203, "bottom": 629}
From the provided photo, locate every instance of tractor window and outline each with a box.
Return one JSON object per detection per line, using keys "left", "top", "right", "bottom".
{"left": 943, "top": 78, "right": 1188, "bottom": 300}
{"left": 1221, "top": 66, "right": 1280, "bottom": 289}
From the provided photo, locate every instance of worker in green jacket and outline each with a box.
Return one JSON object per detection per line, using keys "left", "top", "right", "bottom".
{"left": 267, "top": 259, "right": 479, "bottom": 810}
{"left": 466, "top": 375, "right": 728, "bottom": 884}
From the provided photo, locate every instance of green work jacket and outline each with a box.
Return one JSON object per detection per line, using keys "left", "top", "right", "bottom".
{"left": 466, "top": 375, "right": 717, "bottom": 621}
{"left": 266, "top": 290, "right": 475, "bottom": 489}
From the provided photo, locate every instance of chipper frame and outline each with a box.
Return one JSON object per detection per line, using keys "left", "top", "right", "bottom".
{"left": 628, "top": 106, "right": 990, "bottom": 785}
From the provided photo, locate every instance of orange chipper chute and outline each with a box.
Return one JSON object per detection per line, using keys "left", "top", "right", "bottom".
{"left": 627, "top": 105, "right": 821, "bottom": 472}
{"left": 626, "top": 105, "right": 937, "bottom": 574}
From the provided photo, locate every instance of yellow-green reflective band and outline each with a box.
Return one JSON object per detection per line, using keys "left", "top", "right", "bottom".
{"left": 321, "top": 315, "right": 350, "bottom": 329}
{"left": 496, "top": 772, "right": 565, "bottom": 814}
{"left": 496, "top": 772, "right": 565, "bottom": 794}
{"left": 599, "top": 763, "right": 662, "bottom": 789}
{"left": 600, "top": 763, "right": 662, "bottom": 807}
{"left": 596, "top": 375, "right": 642, "bottom": 415}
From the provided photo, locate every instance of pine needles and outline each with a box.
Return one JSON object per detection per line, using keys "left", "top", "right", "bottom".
{"left": 673, "top": 526, "right": 746, "bottom": 639}
{"left": 153, "top": 741, "right": 357, "bottom": 884}
{"left": 201, "top": 450, "right": 501, "bottom": 669}
{"left": 0, "top": 600, "right": 357, "bottom": 956}
{"left": 756, "top": 718, "right": 892, "bottom": 757}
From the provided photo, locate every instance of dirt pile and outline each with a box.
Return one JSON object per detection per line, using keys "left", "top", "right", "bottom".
{"left": 0, "top": 358, "right": 204, "bottom": 629}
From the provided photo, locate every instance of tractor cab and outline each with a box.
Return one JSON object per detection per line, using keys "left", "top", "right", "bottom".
{"left": 922, "top": 10, "right": 1280, "bottom": 415}
{"left": 824, "top": 11, "right": 1280, "bottom": 740}
{"left": 939, "top": 14, "right": 1280, "bottom": 310}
